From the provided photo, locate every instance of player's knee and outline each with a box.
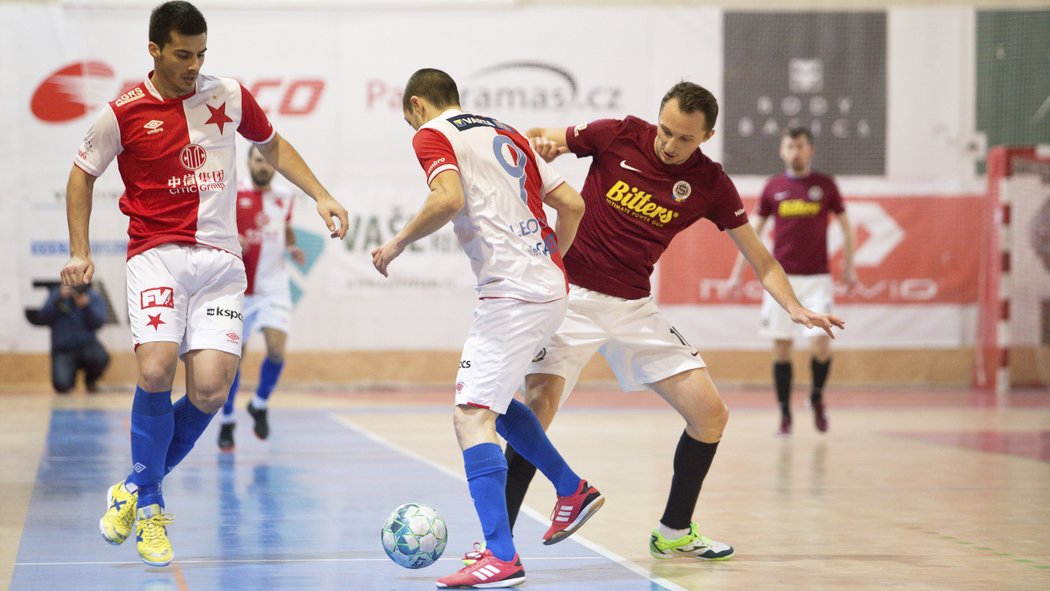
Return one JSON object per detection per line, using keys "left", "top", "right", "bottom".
{"left": 189, "top": 381, "right": 229, "bottom": 413}
{"left": 138, "top": 364, "right": 177, "bottom": 392}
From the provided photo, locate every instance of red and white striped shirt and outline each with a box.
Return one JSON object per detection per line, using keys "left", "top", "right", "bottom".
{"left": 236, "top": 180, "right": 295, "bottom": 296}
{"left": 412, "top": 109, "right": 567, "bottom": 303}
{"left": 74, "top": 72, "right": 275, "bottom": 259}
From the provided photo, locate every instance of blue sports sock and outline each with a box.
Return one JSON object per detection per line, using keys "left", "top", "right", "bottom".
{"left": 463, "top": 443, "right": 515, "bottom": 562}
{"left": 222, "top": 369, "right": 241, "bottom": 418}
{"left": 256, "top": 357, "right": 284, "bottom": 401}
{"left": 496, "top": 399, "right": 580, "bottom": 497}
{"left": 125, "top": 386, "right": 174, "bottom": 508}
{"left": 164, "top": 395, "right": 216, "bottom": 474}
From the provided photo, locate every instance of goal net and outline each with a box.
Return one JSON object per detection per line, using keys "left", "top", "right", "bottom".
{"left": 978, "top": 146, "right": 1050, "bottom": 392}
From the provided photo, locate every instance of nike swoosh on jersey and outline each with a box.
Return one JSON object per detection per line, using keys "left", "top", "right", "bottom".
{"left": 620, "top": 160, "right": 643, "bottom": 173}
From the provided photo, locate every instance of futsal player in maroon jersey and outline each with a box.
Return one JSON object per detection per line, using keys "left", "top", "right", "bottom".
{"left": 728, "top": 127, "right": 855, "bottom": 436}
{"left": 495, "top": 82, "right": 844, "bottom": 561}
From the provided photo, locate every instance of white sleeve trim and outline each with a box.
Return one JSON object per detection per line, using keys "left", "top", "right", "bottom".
{"left": 426, "top": 163, "right": 459, "bottom": 187}
{"left": 73, "top": 105, "right": 121, "bottom": 177}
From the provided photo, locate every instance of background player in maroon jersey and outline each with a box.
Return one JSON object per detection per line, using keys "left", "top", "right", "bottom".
{"left": 728, "top": 127, "right": 855, "bottom": 436}
{"left": 497, "top": 82, "right": 843, "bottom": 561}
{"left": 60, "top": 1, "right": 347, "bottom": 567}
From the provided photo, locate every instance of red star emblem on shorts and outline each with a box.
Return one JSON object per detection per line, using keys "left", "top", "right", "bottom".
{"left": 146, "top": 313, "right": 165, "bottom": 330}
{"left": 205, "top": 102, "right": 233, "bottom": 135}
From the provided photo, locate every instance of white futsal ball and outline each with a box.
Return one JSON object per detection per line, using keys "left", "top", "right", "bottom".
{"left": 381, "top": 503, "right": 448, "bottom": 569}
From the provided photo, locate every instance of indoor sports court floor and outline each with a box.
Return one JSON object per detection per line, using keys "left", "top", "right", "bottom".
{"left": 2, "top": 385, "right": 1049, "bottom": 590}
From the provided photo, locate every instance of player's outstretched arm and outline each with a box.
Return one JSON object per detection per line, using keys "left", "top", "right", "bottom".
{"left": 542, "top": 183, "right": 585, "bottom": 255}
{"left": 372, "top": 170, "right": 464, "bottom": 277}
{"left": 525, "top": 127, "right": 569, "bottom": 162}
{"left": 836, "top": 211, "right": 857, "bottom": 292}
{"left": 728, "top": 224, "right": 845, "bottom": 338}
{"left": 257, "top": 134, "right": 348, "bottom": 239}
{"left": 61, "top": 165, "right": 97, "bottom": 287}
{"left": 727, "top": 214, "right": 768, "bottom": 298}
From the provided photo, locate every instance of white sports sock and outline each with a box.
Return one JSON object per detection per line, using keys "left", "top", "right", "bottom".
{"left": 657, "top": 524, "right": 690, "bottom": 540}
{"left": 251, "top": 395, "right": 268, "bottom": 410}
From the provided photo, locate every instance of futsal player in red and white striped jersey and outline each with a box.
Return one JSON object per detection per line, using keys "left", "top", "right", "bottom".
{"left": 372, "top": 68, "right": 603, "bottom": 589}
{"left": 217, "top": 144, "right": 306, "bottom": 450}
{"left": 60, "top": 1, "right": 347, "bottom": 567}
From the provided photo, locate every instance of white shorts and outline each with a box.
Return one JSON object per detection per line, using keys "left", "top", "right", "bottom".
{"left": 455, "top": 296, "right": 568, "bottom": 414}
{"left": 759, "top": 273, "right": 833, "bottom": 340}
{"left": 527, "top": 285, "right": 706, "bottom": 404}
{"left": 243, "top": 291, "right": 292, "bottom": 337}
{"left": 126, "top": 244, "right": 246, "bottom": 357}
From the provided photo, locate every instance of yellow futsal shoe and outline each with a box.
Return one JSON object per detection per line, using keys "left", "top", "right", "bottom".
{"left": 135, "top": 504, "right": 175, "bottom": 567}
{"left": 649, "top": 523, "right": 734, "bottom": 560}
{"left": 99, "top": 481, "right": 137, "bottom": 545}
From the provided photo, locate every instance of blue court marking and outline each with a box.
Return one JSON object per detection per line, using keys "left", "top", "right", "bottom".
{"left": 12, "top": 408, "right": 680, "bottom": 590}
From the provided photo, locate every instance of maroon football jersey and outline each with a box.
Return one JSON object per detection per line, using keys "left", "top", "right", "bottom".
{"left": 562, "top": 116, "right": 747, "bottom": 299}
{"left": 757, "top": 172, "right": 845, "bottom": 275}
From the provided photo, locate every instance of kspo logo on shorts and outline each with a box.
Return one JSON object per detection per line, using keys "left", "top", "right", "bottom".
{"left": 140, "top": 286, "right": 175, "bottom": 309}
{"left": 206, "top": 306, "right": 243, "bottom": 321}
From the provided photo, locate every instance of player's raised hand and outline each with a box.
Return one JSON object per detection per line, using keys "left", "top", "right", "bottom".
{"left": 316, "top": 195, "right": 349, "bottom": 239}
{"left": 529, "top": 136, "right": 567, "bottom": 163}
{"left": 60, "top": 255, "right": 94, "bottom": 287}
{"left": 790, "top": 307, "right": 845, "bottom": 339}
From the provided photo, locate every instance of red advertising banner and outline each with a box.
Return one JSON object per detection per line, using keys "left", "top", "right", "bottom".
{"left": 658, "top": 195, "right": 988, "bottom": 306}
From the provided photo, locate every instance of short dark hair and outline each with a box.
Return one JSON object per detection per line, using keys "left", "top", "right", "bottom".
{"left": 403, "top": 68, "right": 460, "bottom": 112}
{"left": 149, "top": 1, "right": 207, "bottom": 48}
{"left": 783, "top": 127, "right": 813, "bottom": 143}
{"left": 660, "top": 82, "right": 719, "bottom": 131}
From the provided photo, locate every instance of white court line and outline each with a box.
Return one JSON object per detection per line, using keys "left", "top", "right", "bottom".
{"left": 331, "top": 413, "right": 689, "bottom": 591}
{"left": 15, "top": 556, "right": 602, "bottom": 567}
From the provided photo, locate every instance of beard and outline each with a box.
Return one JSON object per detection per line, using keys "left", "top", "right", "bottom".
{"left": 251, "top": 170, "right": 274, "bottom": 187}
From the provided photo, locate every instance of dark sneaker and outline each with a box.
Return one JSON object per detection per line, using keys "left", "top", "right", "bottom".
{"left": 813, "top": 401, "right": 829, "bottom": 433}
{"left": 542, "top": 479, "right": 604, "bottom": 545}
{"left": 776, "top": 415, "right": 792, "bottom": 436}
{"left": 247, "top": 402, "right": 269, "bottom": 440}
{"left": 218, "top": 423, "right": 235, "bottom": 451}
{"left": 436, "top": 549, "right": 525, "bottom": 588}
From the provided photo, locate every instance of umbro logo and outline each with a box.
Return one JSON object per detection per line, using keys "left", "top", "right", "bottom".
{"left": 619, "top": 160, "right": 643, "bottom": 173}
{"left": 774, "top": 190, "right": 791, "bottom": 201}
{"left": 133, "top": 462, "right": 146, "bottom": 473}
{"left": 144, "top": 120, "right": 165, "bottom": 135}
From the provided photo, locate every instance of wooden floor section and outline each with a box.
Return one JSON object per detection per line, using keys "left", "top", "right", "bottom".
{"left": 1, "top": 386, "right": 1048, "bottom": 590}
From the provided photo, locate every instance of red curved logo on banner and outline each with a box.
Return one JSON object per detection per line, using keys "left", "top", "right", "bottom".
{"left": 31, "top": 61, "right": 116, "bottom": 123}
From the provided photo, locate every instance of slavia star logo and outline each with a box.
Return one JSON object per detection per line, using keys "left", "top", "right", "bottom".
{"left": 205, "top": 102, "right": 233, "bottom": 134}
{"left": 146, "top": 313, "right": 165, "bottom": 330}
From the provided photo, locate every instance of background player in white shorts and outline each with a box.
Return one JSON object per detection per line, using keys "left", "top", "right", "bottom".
{"left": 504, "top": 82, "right": 844, "bottom": 562}
{"left": 728, "top": 127, "right": 855, "bottom": 435}
{"left": 218, "top": 145, "right": 306, "bottom": 450}
{"left": 61, "top": 1, "right": 347, "bottom": 568}
{"left": 371, "top": 68, "right": 601, "bottom": 589}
